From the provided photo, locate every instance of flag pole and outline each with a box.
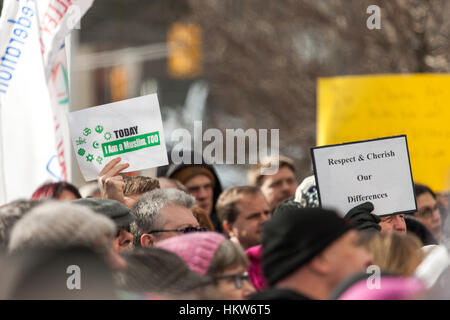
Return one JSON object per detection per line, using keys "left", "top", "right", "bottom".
{"left": 0, "top": 102, "right": 7, "bottom": 204}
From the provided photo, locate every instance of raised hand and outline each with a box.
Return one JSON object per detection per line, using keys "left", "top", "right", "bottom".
{"left": 97, "top": 157, "right": 130, "bottom": 205}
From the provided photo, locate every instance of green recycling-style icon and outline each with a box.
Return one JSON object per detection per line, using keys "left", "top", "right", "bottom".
{"left": 76, "top": 137, "right": 86, "bottom": 146}
{"left": 95, "top": 125, "right": 104, "bottom": 134}
{"left": 78, "top": 148, "right": 86, "bottom": 156}
{"left": 104, "top": 132, "right": 112, "bottom": 140}
{"left": 83, "top": 128, "right": 91, "bottom": 136}
{"left": 86, "top": 154, "right": 94, "bottom": 162}
{"left": 93, "top": 141, "right": 100, "bottom": 149}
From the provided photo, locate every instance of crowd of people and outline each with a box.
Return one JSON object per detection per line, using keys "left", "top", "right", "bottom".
{"left": 0, "top": 152, "right": 449, "bottom": 300}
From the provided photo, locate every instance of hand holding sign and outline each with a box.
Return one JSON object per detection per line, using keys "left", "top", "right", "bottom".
{"left": 97, "top": 157, "right": 135, "bottom": 208}
{"left": 345, "top": 202, "right": 381, "bottom": 231}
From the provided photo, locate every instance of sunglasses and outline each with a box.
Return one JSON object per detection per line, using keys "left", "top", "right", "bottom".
{"left": 214, "top": 271, "right": 250, "bottom": 289}
{"left": 146, "top": 226, "right": 207, "bottom": 234}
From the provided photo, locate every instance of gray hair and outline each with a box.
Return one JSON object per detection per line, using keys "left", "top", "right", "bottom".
{"left": 131, "top": 188, "right": 195, "bottom": 246}
{"left": 207, "top": 240, "right": 249, "bottom": 276}
{"left": 117, "top": 247, "right": 216, "bottom": 299}
{"left": 8, "top": 201, "right": 116, "bottom": 253}
{"left": 0, "top": 199, "right": 43, "bottom": 249}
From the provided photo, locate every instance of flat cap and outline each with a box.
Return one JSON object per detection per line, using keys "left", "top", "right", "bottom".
{"left": 72, "top": 198, "right": 134, "bottom": 229}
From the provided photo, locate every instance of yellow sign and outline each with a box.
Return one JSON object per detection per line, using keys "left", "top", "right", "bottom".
{"left": 317, "top": 74, "right": 450, "bottom": 192}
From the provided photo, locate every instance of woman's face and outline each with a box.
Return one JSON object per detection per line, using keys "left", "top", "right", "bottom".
{"left": 214, "top": 265, "right": 255, "bottom": 300}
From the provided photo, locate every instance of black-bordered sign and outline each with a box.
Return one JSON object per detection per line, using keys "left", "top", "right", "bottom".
{"left": 311, "top": 135, "right": 417, "bottom": 217}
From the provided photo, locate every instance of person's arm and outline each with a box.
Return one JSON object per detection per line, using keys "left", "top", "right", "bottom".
{"left": 97, "top": 157, "right": 135, "bottom": 207}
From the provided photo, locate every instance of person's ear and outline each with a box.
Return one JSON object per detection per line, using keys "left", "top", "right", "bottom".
{"left": 118, "top": 229, "right": 133, "bottom": 248}
{"left": 140, "top": 233, "right": 155, "bottom": 247}
{"left": 112, "top": 237, "right": 121, "bottom": 253}
{"left": 223, "top": 221, "right": 234, "bottom": 237}
{"left": 309, "top": 252, "right": 331, "bottom": 275}
{"left": 223, "top": 221, "right": 241, "bottom": 245}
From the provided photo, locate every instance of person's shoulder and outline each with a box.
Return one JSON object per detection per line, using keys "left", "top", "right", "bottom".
{"left": 248, "top": 287, "right": 311, "bottom": 300}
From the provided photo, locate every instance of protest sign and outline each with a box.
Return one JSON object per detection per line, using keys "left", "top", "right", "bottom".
{"left": 311, "top": 135, "right": 417, "bottom": 217}
{"left": 317, "top": 74, "right": 450, "bottom": 193}
{"left": 68, "top": 94, "right": 169, "bottom": 181}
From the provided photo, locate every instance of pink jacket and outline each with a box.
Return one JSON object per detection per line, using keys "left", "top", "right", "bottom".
{"left": 338, "top": 276, "right": 425, "bottom": 300}
{"left": 246, "top": 245, "right": 267, "bottom": 291}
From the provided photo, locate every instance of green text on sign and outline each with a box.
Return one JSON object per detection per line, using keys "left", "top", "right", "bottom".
{"left": 102, "top": 131, "right": 160, "bottom": 157}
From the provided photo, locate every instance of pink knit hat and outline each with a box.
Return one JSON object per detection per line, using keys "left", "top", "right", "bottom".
{"left": 156, "top": 232, "right": 226, "bottom": 275}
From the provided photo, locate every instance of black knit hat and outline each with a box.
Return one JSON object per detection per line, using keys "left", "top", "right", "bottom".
{"left": 72, "top": 198, "right": 134, "bottom": 229}
{"left": 262, "top": 199, "right": 354, "bottom": 286}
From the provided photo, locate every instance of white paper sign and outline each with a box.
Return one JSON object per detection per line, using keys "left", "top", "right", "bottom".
{"left": 68, "top": 94, "right": 168, "bottom": 181}
{"left": 311, "top": 135, "right": 417, "bottom": 217}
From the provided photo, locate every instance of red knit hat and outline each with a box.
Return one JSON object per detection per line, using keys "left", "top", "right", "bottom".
{"left": 156, "top": 232, "right": 226, "bottom": 275}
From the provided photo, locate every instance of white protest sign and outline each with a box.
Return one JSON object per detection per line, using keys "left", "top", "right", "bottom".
{"left": 311, "top": 135, "right": 417, "bottom": 217}
{"left": 68, "top": 94, "right": 169, "bottom": 181}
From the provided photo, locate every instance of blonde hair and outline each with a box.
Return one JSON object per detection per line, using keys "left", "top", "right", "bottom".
{"left": 360, "top": 232, "right": 423, "bottom": 276}
{"left": 216, "top": 186, "right": 261, "bottom": 224}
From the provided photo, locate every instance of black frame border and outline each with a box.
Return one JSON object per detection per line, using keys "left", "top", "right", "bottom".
{"left": 310, "top": 134, "right": 417, "bottom": 217}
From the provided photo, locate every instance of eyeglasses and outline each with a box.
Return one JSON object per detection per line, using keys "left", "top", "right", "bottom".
{"left": 146, "top": 226, "right": 207, "bottom": 234}
{"left": 416, "top": 205, "right": 439, "bottom": 219}
{"left": 214, "top": 271, "right": 250, "bottom": 289}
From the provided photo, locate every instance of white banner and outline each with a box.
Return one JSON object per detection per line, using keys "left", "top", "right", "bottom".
{"left": 0, "top": 0, "right": 94, "bottom": 204}
{"left": 36, "top": 0, "right": 94, "bottom": 79}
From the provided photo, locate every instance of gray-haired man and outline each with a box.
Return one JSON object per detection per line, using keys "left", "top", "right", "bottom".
{"left": 131, "top": 188, "right": 203, "bottom": 247}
